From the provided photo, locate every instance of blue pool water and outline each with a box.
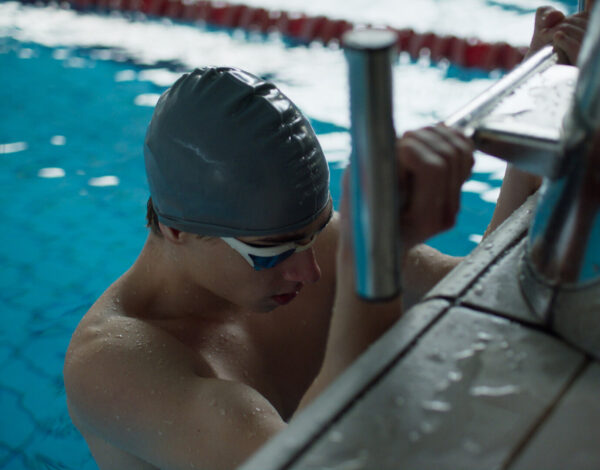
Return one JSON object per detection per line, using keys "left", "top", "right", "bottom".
{"left": 0, "top": 0, "right": 578, "bottom": 468}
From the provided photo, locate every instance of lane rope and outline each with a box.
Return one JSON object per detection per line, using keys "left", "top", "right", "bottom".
{"left": 23, "top": 0, "right": 529, "bottom": 70}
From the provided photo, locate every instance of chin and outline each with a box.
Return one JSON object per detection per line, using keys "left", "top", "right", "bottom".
{"left": 249, "top": 298, "right": 281, "bottom": 314}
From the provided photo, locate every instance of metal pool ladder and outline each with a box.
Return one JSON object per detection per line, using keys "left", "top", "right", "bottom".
{"left": 345, "top": 3, "right": 600, "bottom": 358}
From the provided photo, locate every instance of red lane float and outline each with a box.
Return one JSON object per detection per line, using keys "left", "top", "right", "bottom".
{"left": 32, "top": 0, "right": 528, "bottom": 70}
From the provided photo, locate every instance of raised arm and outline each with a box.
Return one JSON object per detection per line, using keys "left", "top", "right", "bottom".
{"left": 298, "top": 125, "right": 474, "bottom": 406}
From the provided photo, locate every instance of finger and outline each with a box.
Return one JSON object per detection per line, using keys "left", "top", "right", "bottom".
{"left": 535, "top": 6, "right": 565, "bottom": 29}
{"left": 527, "top": 6, "right": 565, "bottom": 57}
{"left": 398, "top": 136, "right": 447, "bottom": 243}
{"left": 562, "top": 13, "right": 589, "bottom": 25}
{"left": 409, "top": 127, "right": 460, "bottom": 226}
{"left": 554, "top": 25, "right": 586, "bottom": 64}
{"left": 428, "top": 125, "right": 475, "bottom": 181}
{"left": 557, "top": 18, "right": 588, "bottom": 35}
{"left": 430, "top": 127, "right": 474, "bottom": 226}
{"left": 416, "top": 126, "right": 474, "bottom": 227}
{"left": 567, "top": 11, "right": 589, "bottom": 21}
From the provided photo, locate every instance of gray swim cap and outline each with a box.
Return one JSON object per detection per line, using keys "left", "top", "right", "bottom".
{"left": 144, "top": 66, "right": 330, "bottom": 236}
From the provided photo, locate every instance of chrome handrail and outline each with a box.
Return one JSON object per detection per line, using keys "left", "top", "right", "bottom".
{"left": 524, "top": 1, "right": 600, "bottom": 290}
{"left": 343, "top": 28, "right": 401, "bottom": 300}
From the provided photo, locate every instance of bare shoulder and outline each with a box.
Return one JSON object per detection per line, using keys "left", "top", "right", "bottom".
{"left": 64, "top": 298, "right": 285, "bottom": 470}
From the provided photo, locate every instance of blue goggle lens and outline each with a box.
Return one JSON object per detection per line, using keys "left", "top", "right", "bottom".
{"left": 249, "top": 249, "right": 296, "bottom": 271}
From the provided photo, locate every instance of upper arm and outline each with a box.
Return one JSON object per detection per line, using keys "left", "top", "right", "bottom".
{"left": 64, "top": 319, "right": 285, "bottom": 470}
{"left": 483, "top": 165, "right": 541, "bottom": 238}
{"left": 402, "top": 244, "right": 462, "bottom": 309}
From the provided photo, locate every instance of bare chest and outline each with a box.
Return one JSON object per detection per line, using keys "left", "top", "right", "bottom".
{"left": 156, "top": 311, "right": 329, "bottom": 420}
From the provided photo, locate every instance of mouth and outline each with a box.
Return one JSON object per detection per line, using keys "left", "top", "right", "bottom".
{"left": 271, "top": 286, "right": 302, "bottom": 306}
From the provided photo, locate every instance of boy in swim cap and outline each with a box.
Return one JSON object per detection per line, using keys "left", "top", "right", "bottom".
{"left": 64, "top": 66, "right": 474, "bottom": 470}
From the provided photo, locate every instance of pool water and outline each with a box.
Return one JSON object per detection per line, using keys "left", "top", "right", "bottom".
{"left": 0, "top": 1, "right": 578, "bottom": 468}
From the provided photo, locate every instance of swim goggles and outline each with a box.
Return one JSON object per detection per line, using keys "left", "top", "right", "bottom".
{"left": 221, "top": 234, "right": 319, "bottom": 271}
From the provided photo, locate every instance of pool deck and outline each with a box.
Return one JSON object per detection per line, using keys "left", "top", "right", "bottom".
{"left": 239, "top": 194, "right": 600, "bottom": 470}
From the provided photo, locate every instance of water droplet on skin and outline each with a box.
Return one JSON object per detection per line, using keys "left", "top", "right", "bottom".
{"left": 421, "top": 400, "right": 452, "bottom": 412}
{"left": 472, "top": 342, "right": 487, "bottom": 351}
{"left": 116, "top": 334, "right": 123, "bottom": 339}
{"left": 473, "top": 284, "right": 485, "bottom": 296}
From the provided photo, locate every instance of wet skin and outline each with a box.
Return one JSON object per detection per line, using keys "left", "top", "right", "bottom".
{"left": 64, "top": 202, "right": 339, "bottom": 470}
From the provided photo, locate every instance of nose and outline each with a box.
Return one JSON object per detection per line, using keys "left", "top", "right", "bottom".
{"left": 281, "top": 247, "right": 322, "bottom": 284}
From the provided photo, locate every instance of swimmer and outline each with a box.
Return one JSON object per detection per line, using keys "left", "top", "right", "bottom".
{"left": 64, "top": 66, "right": 474, "bottom": 470}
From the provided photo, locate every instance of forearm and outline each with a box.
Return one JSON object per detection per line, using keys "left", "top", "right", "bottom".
{"left": 296, "top": 256, "right": 403, "bottom": 411}
{"left": 296, "top": 124, "right": 475, "bottom": 411}
{"left": 484, "top": 165, "right": 541, "bottom": 238}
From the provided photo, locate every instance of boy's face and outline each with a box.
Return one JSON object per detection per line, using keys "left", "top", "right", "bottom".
{"left": 187, "top": 200, "right": 334, "bottom": 313}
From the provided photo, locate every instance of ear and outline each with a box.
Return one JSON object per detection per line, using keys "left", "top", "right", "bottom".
{"left": 158, "top": 222, "right": 185, "bottom": 244}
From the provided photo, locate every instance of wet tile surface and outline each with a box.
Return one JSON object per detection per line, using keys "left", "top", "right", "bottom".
{"left": 288, "top": 307, "right": 584, "bottom": 470}
{"left": 241, "top": 299, "right": 451, "bottom": 470}
{"left": 462, "top": 238, "right": 543, "bottom": 325}
{"left": 426, "top": 195, "right": 537, "bottom": 302}
{"left": 509, "top": 361, "right": 600, "bottom": 470}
